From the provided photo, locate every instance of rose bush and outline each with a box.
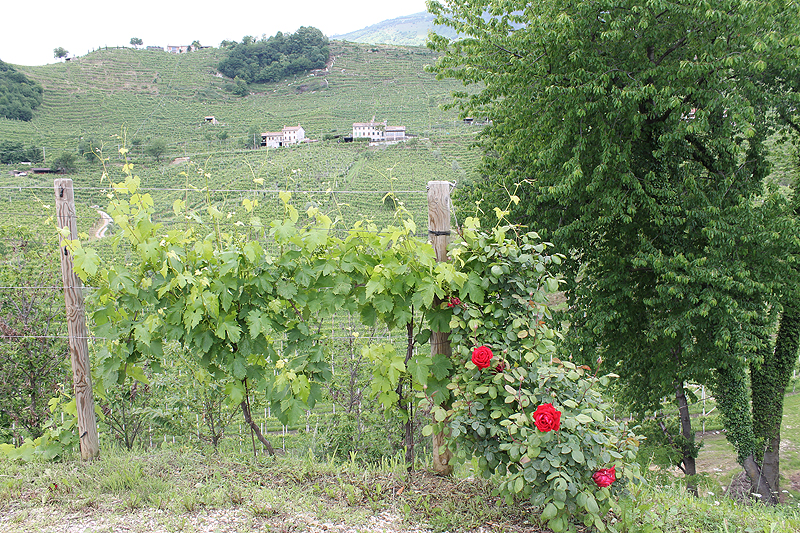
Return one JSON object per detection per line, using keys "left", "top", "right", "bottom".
{"left": 471, "top": 345, "right": 493, "bottom": 369}
{"left": 423, "top": 218, "right": 641, "bottom": 532}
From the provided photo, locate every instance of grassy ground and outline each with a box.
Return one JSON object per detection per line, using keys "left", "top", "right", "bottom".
{"left": 2, "top": 442, "right": 800, "bottom": 533}
{"left": 636, "top": 391, "right": 800, "bottom": 509}
{"left": 0, "top": 448, "right": 534, "bottom": 533}
{"left": 691, "top": 393, "right": 800, "bottom": 503}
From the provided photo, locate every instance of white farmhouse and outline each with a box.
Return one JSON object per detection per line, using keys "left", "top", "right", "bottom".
{"left": 167, "top": 45, "right": 191, "bottom": 54}
{"left": 384, "top": 125, "right": 406, "bottom": 142}
{"left": 261, "top": 125, "right": 306, "bottom": 148}
{"left": 352, "top": 117, "right": 406, "bottom": 143}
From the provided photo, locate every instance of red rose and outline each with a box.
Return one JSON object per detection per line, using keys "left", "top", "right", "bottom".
{"left": 471, "top": 346, "right": 493, "bottom": 369}
{"left": 592, "top": 466, "right": 616, "bottom": 488}
{"left": 533, "top": 403, "right": 561, "bottom": 432}
{"left": 447, "top": 296, "right": 462, "bottom": 308}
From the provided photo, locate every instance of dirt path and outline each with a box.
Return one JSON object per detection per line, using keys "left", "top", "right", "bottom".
{"left": 94, "top": 209, "right": 112, "bottom": 238}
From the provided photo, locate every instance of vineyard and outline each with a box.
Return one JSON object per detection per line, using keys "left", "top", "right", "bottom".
{"left": 0, "top": 43, "right": 473, "bottom": 162}
{"left": 0, "top": 40, "right": 492, "bottom": 473}
{"left": 4, "top": 172, "right": 800, "bottom": 533}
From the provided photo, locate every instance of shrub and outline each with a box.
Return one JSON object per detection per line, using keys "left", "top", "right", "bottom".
{"left": 52, "top": 152, "right": 77, "bottom": 173}
{"left": 427, "top": 218, "right": 641, "bottom": 532}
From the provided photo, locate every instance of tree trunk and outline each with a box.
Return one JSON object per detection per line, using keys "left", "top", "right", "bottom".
{"left": 432, "top": 429, "right": 453, "bottom": 476}
{"left": 760, "top": 434, "right": 781, "bottom": 498}
{"left": 743, "top": 454, "right": 778, "bottom": 504}
{"left": 753, "top": 303, "right": 800, "bottom": 497}
{"left": 240, "top": 399, "right": 276, "bottom": 456}
{"left": 674, "top": 381, "right": 698, "bottom": 496}
{"left": 713, "top": 364, "right": 776, "bottom": 504}
{"left": 402, "top": 321, "right": 415, "bottom": 471}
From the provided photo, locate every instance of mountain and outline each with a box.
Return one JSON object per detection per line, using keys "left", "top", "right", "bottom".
{"left": 331, "top": 12, "right": 458, "bottom": 47}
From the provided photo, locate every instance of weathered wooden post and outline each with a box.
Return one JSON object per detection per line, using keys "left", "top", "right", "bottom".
{"left": 427, "top": 180, "right": 454, "bottom": 475}
{"left": 54, "top": 178, "right": 100, "bottom": 460}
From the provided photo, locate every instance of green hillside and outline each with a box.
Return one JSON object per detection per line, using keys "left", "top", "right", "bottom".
{"left": 0, "top": 41, "right": 481, "bottom": 228}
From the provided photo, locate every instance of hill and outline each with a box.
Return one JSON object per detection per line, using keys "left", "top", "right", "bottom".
{"left": 0, "top": 41, "right": 482, "bottom": 229}
{"left": 331, "top": 12, "right": 459, "bottom": 46}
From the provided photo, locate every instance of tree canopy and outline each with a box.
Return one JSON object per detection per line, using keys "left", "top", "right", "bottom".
{"left": 0, "top": 141, "right": 42, "bottom": 164}
{"left": 428, "top": 0, "right": 800, "bottom": 501}
{"left": 145, "top": 138, "right": 167, "bottom": 161}
{"left": 217, "top": 27, "right": 329, "bottom": 84}
{"left": 0, "top": 60, "right": 43, "bottom": 121}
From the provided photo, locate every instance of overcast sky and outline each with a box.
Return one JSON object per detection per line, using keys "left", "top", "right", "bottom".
{"left": 1, "top": 1, "right": 430, "bottom": 66}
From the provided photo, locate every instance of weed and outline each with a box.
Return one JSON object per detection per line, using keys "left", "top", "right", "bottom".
{"left": 226, "top": 486, "right": 246, "bottom": 506}
{"left": 179, "top": 492, "right": 198, "bottom": 512}
{"left": 342, "top": 483, "right": 361, "bottom": 506}
{"left": 98, "top": 463, "right": 145, "bottom": 493}
{"left": 250, "top": 500, "right": 276, "bottom": 517}
{"left": 124, "top": 492, "right": 143, "bottom": 510}
{"left": 149, "top": 492, "right": 172, "bottom": 510}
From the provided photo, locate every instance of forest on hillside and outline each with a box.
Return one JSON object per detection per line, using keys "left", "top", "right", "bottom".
{"left": 0, "top": 60, "right": 43, "bottom": 121}
{"left": 217, "top": 27, "right": 329, "bottom": 84}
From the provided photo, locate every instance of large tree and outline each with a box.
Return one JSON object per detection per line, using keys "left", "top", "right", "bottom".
{"left": 428, "top": 0, "right": 800, "bottom": 502}
{"left": 145, "top": 139, "right": 167, "bottom": 162}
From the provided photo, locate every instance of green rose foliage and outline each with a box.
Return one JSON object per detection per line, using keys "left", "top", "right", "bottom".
{"left": 426, "top": 217, "right": 641, "bottom": 532}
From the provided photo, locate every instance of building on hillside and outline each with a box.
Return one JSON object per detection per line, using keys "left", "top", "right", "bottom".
{"left": 167, "top": 45, "right": 191, "bottom": 54}
{"left": 261, "top": 125, "right": 306, "bottom": 148}
{"left": 384, "top": 125, "right": 406, "bottom": 142}
{"left": 352, "top": 117, "right": 406, "bottom": 143}
{"left": 204, "top": 116, "right": 218, "bottom": 125}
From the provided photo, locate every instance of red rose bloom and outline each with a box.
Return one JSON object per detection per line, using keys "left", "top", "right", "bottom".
{"left": 447, "top": 296, "right": 461, "bottom": 308}
{"left": 532, "top": 403, "right": 561, "bottom": 432}
{"left": 471, "top": 346, "right": 493, "bottom": 369}
{"left": 592, "top": 466, "right": 616, "bottom": 488}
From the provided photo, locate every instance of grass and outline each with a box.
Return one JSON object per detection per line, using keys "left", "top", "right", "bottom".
{"left": 2, "top": 444, "right": 800, "bottom": 533}
{"left": 636, "top": 391, "right": 800, "bottom": 509}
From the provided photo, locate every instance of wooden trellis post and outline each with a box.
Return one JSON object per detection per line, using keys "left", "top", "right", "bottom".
{"left": 427, "top": 180, "right": 454, "bottom": 475}
{"left": 54, "top": 178, "right": 100, "bottom": 460}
